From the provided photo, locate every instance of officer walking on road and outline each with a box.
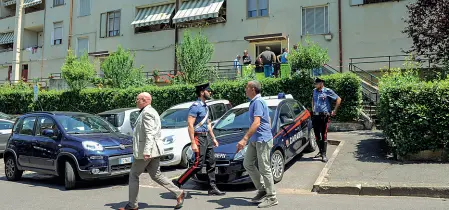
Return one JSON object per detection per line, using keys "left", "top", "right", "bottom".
{"left": 312, "top": 78, "right": 341, "bottom": 162}
{"left": 173, "top": 83, "right": 226, "bottom": 196}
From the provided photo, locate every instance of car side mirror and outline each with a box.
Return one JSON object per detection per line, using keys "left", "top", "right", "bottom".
{"left": 42, "top": 129, "right": 56, "bottom": 138}
{"left": 280, "top": 117, "right": 295, "bottom": 130}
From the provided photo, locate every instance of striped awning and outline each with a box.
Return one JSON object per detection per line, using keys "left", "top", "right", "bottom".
{"left": 2, "top": 0, "right": 42, "bottom": 7}
{"left": 0, "top": 32, "right": 14, "bottom": 45}
{"left": 173, "top": 0, "right": 225, "bottom": 24}
{"left": 131, "top": 3, "right": 175, "bottom": 27}
{"left": 3, "top": 0, "right": 16, "bottom": 6}
{"left": 24, "top": 0, "right": 42, "bottom": 8}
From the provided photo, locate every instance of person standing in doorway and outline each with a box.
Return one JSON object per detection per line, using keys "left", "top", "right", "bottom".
{"left": 119, "top": 92, "right": 185, "bottom": 210}
{"left": 237, "top": 81, "right": 278, "bottom": 208}
{"left": 173, "top": 83, "right": 225, "bottom": 196}
{"left": 258, "top": 47, "right": 276, "bottom": 78}
{"left": 242, "top": 50, "right": 252, "bottom": 65}
{"left": 311, "top": 78, "right": 342, "bottom": 162}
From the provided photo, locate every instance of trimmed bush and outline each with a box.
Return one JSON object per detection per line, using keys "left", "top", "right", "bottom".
{"left": 0, "top": 73, "right": 361, "bottom": 122}
{"left": 379, "top": 71, "right": 449, "bottom": 157}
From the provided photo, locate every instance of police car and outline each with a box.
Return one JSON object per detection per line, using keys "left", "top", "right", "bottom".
{"left": 187, "top": 93, "right": 317, "bottom": 184}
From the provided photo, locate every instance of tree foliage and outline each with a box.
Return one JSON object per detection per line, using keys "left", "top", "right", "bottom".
{"left": 101, "top": 46, "right": 145, "bottom": 89}
{"left": 403, "top": 0, "right": 449, "bottom": 64}
{"left": 289, "top": 36, "right": 329, "bottom": 72}
{"left": 176, "top": 30, "right": 216, "bottom": 84}
{"left": 61, "top": 50, "right": 95, "bottom": 91}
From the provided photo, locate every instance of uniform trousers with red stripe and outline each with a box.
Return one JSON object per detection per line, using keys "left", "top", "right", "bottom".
{"left": 177, "top": 133, "right": 216, "bottom": 188}
{"left": 312, "top": 114, "right": 330, "bottom": 154}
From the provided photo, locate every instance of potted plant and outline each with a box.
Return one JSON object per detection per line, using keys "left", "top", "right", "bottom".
{"left": 152, "top": 69, "right": 160, "bottom": 82}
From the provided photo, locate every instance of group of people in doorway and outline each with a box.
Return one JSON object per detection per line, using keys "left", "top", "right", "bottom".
{"left": 118, "top": 76, "right": 341, "bottom": 209}
{"left": 234, "top": 45, "right": 296, "bottom": 78}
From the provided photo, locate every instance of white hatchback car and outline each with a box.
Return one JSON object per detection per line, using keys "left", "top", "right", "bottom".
{"left": 159, "top": 99, "right": 232, "bottom": 168}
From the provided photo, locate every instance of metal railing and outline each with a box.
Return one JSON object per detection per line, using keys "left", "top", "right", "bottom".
{"left": 349, "top": 54, "right": 435, "bottom": 70}
{"left": 349, "top": 64, "right": 379, "bottom": 87}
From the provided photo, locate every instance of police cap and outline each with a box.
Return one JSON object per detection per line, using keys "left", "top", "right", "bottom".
{"left": 195, "top": 82, "right": 211, "bottom": 93}
{"left": 314, "top": 77, "right": 325, "bottom": 83}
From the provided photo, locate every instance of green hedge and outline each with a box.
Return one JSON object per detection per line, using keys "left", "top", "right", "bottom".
{"left": 379, "top": 77, "right": 449, "bottom": 157}
{"left": 0, "top": 73, "right": 362, "bottom": 122}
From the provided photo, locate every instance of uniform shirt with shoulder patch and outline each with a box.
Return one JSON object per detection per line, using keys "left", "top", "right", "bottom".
{"left": 313, "top": 87, "right": 339, "bottom": 113}
{"left": 188, "top": 99, "right": 209, "bottom": 133}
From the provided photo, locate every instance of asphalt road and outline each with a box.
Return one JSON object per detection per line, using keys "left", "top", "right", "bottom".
{"left": 1, "top": 147, "right": 448, "bottom": 210}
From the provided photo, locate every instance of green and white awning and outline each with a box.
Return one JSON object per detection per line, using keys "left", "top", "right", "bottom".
{"left": 131, "top": 3, "right": 175, "bottom": 27}
{"left": 0, "top": 32, "right": 14, "bottom": 45}
{"left": 3, "top": 0, "right": 16, "bottom": 6}
{"left": 24, "top": 0, "right": 42, "bottom": 8}
{"left": 173, "top": 0, "right": 225, "bottom": 24}
{"left": 2, "top": 0, "right": 42, "bottom": 7}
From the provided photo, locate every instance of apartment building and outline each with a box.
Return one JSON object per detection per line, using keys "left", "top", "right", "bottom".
{"left": 0, "top": 0, "right": 413, "bottom": 82}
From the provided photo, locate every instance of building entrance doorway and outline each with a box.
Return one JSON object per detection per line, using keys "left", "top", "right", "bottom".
{"left": 255, "top": 42, "right": 282, "bottom": 58}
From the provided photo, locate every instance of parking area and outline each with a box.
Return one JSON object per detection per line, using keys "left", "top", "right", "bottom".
{"left": 0, "top": 145, "right": 336, "bottom": 194}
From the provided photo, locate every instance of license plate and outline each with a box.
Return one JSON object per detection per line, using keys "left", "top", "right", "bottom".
{"left": 200, "top": 167, "right": 219, "bottom": 174}
{"left": 119, "top": 157, "right": 133, "bottom": 164}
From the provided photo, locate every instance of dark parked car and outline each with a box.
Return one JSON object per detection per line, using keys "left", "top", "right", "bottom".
{"left": 3, "top": 112, "right": 133, "bottom": 190}
{"left": 188, "top": 94, "right": 316, "bottom": 184}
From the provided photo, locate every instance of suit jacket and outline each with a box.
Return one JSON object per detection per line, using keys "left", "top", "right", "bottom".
{"left": 132, "top": 105, "right": 164, "bottom": 159}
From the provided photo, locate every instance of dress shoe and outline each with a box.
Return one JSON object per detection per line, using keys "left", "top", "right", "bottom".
{"left": 175, "top": 191, "right": 186, "bottom": 209}
{"left": 117, "top": 207, "right": 138, "bottom": 210}
{"left": 208, "top": 185, "right": 226, "bottom": 196}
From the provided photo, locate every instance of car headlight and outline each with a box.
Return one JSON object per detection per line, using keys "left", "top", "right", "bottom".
{"left": 233, "top": 145, "right": 248, "bottom": 160}
{"left": 163, "top": 135, "right": 176, "bottom": 145}
{"left": 82, "top": 141, "right": 104, "bottom": 151}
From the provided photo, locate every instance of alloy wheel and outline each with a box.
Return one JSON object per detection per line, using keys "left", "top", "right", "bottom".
{"left": 5, "top": 158, "right": 15, "bottom": 178}
{"left": 271, "top": 152, "right": 284, "bottom": 179}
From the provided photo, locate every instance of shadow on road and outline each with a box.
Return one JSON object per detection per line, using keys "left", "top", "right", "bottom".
{"left": 0, "top": 173, "right": 128, "bottom": 191}
{"left": 207, "top": 197, "right": 255, "bottom": 209}
{"left": 104, "top": 201, "right": 174, "bottom": 209}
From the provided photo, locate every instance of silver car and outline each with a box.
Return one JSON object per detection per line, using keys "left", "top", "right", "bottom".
{"left": 0, "top": 119, "right": 14, "bottom": 154}
{"left": 97, "top": 108, "right": 140, "bottom": 136}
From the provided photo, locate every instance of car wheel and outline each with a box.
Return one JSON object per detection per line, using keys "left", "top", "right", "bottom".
{"left": 270, "top": 150, "right": 285, "bottom": 183}
{"left": 304, "top": 130, "right": 317, "bottom": 153}
{"left": 5, "top": 155, "right": 23, "bottom": 181}
{"left": 179, "top": 146, "right": 190, "bottom": 168}
{"left": 64, "top": 161, "right": 77, "bottom": 190}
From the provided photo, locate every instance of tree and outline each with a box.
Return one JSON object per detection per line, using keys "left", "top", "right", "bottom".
{"left": 101, "top": 46, "right": 145, "bottom": 89}
{"left": 403, "top": 0, "right": 449, "bottom": 65}
{"left": 289, "top": 37, "right": 329, "bottom": 73}
{"left": 61, "top": 50, "right": 95, "bottom": 91}
{"left": 176, "top": 30, "right": 216, "bottom": 84}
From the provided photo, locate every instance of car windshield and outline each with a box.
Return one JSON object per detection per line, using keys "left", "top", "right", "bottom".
{"left": 55, "top": 114, "right": 118, "bottom": 134}
{"left": 160, "top": 108, "right": 190, "bottom": 128}
{"left": 214, "top": 106, "right": 276, "bottom": 130}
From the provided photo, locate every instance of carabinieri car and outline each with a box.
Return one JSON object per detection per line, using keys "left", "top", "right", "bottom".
{"left": 3, "top": 112, "right": 133, "bottom": 190}
{"left": 188, "top": 94, "right": 317, "bottom": 184}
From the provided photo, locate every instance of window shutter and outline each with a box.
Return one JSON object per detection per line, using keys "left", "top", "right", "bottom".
{"left": 315, "top": 7, "right": 325, "bottom": 34}
{"left": 258, "top": 0, "right": 268, "bottom": 10}
{"left": 79, "top": 0, "right": 91, "bottom": 16}
{"left": 247, "top": 0, "right": 256, "bottom": 12}
{"left": 100, "top": 13, "right": 107, "bottom": 38}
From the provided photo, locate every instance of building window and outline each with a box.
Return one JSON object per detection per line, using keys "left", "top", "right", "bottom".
{"left": 77, "top": 38, "right": 89, "bottom": 56}
{"left": 351, "top": 0, "right": 399, "bottom": 5}
{"left": 52, "top": 22, "right": 63, "bottom": 45}
{"left": 302, "top": 6, "right": 329, "bottom": 35}
{"left": 100, "top": 10, "right": 120, "bottom": 38}
{"left": 53, "top": 0, "right": 64, "bottom": 7}
{"left": 247, "top": 0, "right": 269, "bottom": 18}
{"left": 79, "top": 0, "right": 91, "bottom": 16}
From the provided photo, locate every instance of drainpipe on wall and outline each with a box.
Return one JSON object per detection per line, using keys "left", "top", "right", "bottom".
{"left": 174, "top": 0, "right": 180, "bottom": 75}
{"left": 338, "top": 0, "right": 343, "bottom": 72}
{"left": 68, "top": 0, "right": 74, "bottom": 51}
{"left": 12, "top": 0, "right": 24, "bottom": 82}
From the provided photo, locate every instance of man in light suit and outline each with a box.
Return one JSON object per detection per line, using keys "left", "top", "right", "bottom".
{"left": 119, "top": 92, "right": 185, "bottom": 210}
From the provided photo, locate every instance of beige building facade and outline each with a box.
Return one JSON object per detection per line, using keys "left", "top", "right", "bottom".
{"left": 0, "top": 0, "right": 413, "bottom": 83}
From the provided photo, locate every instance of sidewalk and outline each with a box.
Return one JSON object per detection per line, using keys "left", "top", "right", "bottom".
{"left": 316, "top": 131, "right": 449, "bottom": 198}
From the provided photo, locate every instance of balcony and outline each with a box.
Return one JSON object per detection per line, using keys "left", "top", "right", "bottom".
{"left": 0, "top": 16, "right": 15, "bottom": 33}
{"left": 23, "top": 9, "right": 44, "bottom": 30}
{"left": 21, "top": 46, "right": 42, "bottom": 61}
{"left": 0, "top": 49, "right": 13, "bottom": 65}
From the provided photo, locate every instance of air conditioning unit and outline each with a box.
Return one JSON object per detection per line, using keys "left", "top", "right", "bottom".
{"left": 350, "top": 0, "right": 364, "bottom": 6}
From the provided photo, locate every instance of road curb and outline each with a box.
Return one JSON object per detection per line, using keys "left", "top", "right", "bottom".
{"left": 312, "top": 139, "right": 345, "bottom": 192}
